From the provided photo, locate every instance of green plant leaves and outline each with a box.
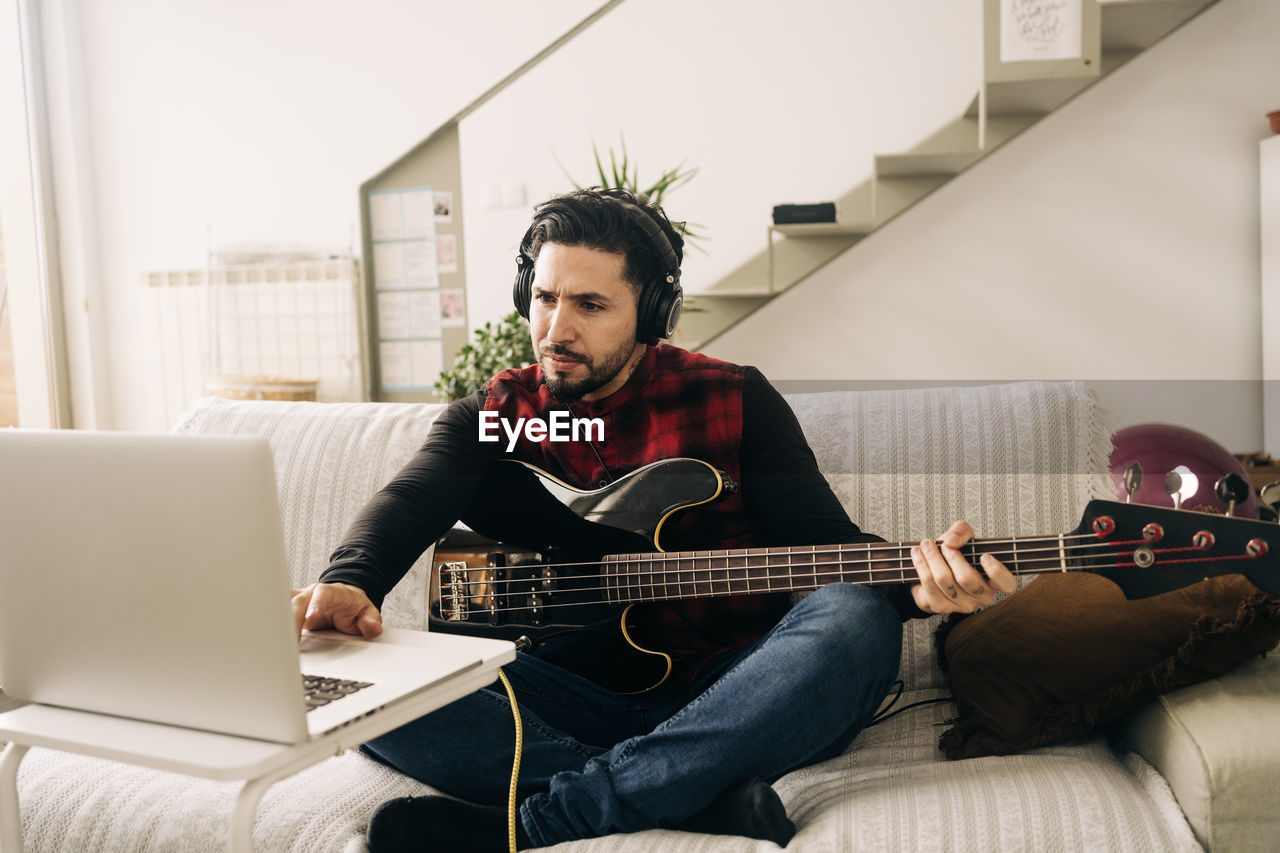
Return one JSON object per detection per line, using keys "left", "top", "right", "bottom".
{"left": 555, "top": 134, "right": 706, "bottom": 250}
{"left": 435, "top": 311, "right": 537, "bottom": 402}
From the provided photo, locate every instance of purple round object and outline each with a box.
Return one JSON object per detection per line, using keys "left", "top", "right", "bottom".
{"left": 1108, "top": 423, "right": 1258, "bottom": 518}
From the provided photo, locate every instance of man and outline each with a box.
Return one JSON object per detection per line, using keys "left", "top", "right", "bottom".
{"left": 292, "top": 188, "right": 1015, "bottom": 850}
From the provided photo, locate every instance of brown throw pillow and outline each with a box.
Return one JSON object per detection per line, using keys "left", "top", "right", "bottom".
{"left": 937, "top": 572, "right": 1280, "bottom": 760}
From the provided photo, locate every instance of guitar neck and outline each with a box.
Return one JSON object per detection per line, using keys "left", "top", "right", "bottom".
{"left": 601, "top": 535, "right": 1085, "bottom": 603}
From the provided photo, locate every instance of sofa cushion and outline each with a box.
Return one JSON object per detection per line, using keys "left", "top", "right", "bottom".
{"left": 938, "top": 572, "right": 1280, "bottom": 759}
{"left": 1120, "top": 653, "right": 1280, "bottom": 853}
{"left": 172, "top": 397, "right": 449, "bottom": 631}
{"left": 772, "top": 690, "right": 1199, "bottom": 853}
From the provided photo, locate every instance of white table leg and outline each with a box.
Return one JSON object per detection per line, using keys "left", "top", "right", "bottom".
{"left": 0, "top": 742, "right": 31, "bottom": 853}
{"left": 227, "top": 768, "right": 295, "bottom": 853}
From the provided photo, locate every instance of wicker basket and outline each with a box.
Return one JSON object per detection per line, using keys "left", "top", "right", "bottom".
{"left": 204, "top": 375, "right": 319, "bottom": 402}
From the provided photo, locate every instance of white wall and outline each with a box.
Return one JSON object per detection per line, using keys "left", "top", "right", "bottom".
{"left": 51, "top": 0, "right": 600, "bottom": 430}
{"left": 457, "top": 0, "right": 981, "bottom": 330}
{"left": 54, "top": 0, "right": 983, "bottom": 431}
{"left": 52, "top": 0, "right": 1271, "bottom": 445}
{"left": 707, "top": 0, "right": 1280, "bottom": 453}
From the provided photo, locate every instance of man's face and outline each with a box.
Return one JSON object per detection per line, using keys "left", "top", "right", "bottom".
{"left": 529, "top": 243, "right": 646, "bottom": 403}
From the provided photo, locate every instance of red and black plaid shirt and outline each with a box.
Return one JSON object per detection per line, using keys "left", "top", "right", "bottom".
{"left": 483, "top": 344, "right": 761, "bottom": 552}
{"left": 484, "top": 345, "right": 789, "bottom": 672}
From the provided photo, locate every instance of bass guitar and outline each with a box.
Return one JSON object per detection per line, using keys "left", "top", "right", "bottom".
{"left": 429, "top": 458, "right": 1280, "bottom": 693}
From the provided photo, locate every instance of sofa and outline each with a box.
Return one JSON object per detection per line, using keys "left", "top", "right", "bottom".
{"left": 3, "top": 379, "right": 1277, "bottom": 851}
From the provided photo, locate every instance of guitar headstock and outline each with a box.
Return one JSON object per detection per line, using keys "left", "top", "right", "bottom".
{"left": 1072, "top": 500, "right": 1280, "bottom": 599}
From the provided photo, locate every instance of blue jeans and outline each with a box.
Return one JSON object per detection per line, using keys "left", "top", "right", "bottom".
{"left": 361, "top": 583, "right": 902, "bottom": 847}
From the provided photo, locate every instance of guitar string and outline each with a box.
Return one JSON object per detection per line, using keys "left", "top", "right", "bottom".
{"left": 441, "top": 534, "right": 1135, "bottom": 592}
{"left": 439, "top": 548, "right": 1214, "bottom": 615}
{"left": 451, "top": 553, "right": 1119, "bottom": 598}
{"left": 437, "top": 535, "right": 1100, "bottom": 589}
{"left": 444, "top": 552, "right": 1134, "bottom": 604}
{"left": 438, "top": 551, "right": 1172, "bottom": 617}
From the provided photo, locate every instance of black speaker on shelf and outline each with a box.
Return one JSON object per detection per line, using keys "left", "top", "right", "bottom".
{"left": 772, "top": 203, "right": 837, "bottom": 225}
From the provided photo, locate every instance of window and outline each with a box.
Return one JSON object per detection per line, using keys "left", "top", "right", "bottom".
{"left": 0, "top": 0, "right": 70, "bottom": 428}
{"left": 0, "top": 225, "right": 17, "bottom": 426}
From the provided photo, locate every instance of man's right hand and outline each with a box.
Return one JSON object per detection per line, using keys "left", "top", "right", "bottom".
{"left": 291, "top": 582, "right": 383, "bottom": 641}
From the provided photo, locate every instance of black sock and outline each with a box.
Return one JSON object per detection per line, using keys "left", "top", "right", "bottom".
{"left": 367, "top": 781, "right": 794, "bottom": 851}
{"left": 366, "top": 795, "right": 530, "bottom": 853}
{"left": 675, "top": 778, "right": 796, "bottom": 847}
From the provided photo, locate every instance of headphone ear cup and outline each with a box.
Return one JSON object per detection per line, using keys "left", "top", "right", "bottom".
{"left": 512, "top": 252, "right": 534, "bottom": 320}
{"left": 513, "top": 224, "right": 537, "bottom": 320}
{"left": 658, "top": 282, "right": 683, "bottom": 341}
{"left": 636, "top": 276, "right": 682, "bottom": 345}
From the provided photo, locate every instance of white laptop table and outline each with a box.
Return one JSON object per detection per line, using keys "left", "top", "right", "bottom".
{"left": 0, "top": 630, "right": 514, "bottom": 853}
{"left": 0, "top": 431, "right": 518, "bottom": 851}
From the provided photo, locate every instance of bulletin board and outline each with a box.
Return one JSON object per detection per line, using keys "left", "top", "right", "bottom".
{"left": 358, "top": 122, "right": 469, "bottom": 401}
{"left": 369, "top": 187, "right": 448, "bottom": 392}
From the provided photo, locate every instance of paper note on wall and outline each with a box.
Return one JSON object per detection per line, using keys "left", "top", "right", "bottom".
{"left": 370, "top": 193, "right": 405, "bottom": 241}
{"left": 401, "top": 190, "right": 435, "bottom": 239}
{"left": 1000, "top": 0, "right": 1082, "bottom": 63}
{"left": 379, "top": 340, "right": 444, "bottom": 391}
{"left": 373, "top": 243, "right": 407, "bottom": 289}
{"left": 404, "top": 240, "right": 439, "bottom": 289}
{"left": 409, "top": 291, "right": 442, "bottom": 338}
{"left": 377, "top": 292, "right": 412, "bottom": 339}
{"left": 379, "top": 342, "right": 413, "bottom": 389}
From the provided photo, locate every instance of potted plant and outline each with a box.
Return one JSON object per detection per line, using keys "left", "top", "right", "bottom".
{"left": 554, "top": 135, "right": 706, "bottom": 251}
{"left": 436, "top": 311, "right": 536, "bottom": 402}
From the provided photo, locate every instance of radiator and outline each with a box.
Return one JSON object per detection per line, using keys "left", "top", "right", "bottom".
{"left": 144, "top": 258, "right": 365, "bottom": 426}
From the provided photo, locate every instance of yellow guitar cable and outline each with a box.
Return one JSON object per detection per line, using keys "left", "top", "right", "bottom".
{"left": 497, "top": 668, "right": 523, "bottom": 853}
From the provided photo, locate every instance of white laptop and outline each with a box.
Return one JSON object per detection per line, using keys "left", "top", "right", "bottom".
{"left": 0, "top": 429, "right": 507, "bottom": 744}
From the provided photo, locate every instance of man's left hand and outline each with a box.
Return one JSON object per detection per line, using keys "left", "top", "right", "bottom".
{"left": 908, "top": 520, "right": 1017, "bottom": 614}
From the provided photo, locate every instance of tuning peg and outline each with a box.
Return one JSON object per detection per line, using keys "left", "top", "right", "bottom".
{"left": 1260, "top": 480, "right": 1280, "bottom": 522}
{"left": 1123, "top": 462, "right": 1143, "bottom": 503}
{"left": 1164, "top": 469, "right": 1184, "bottom": 510}
{"left": 1215, "top": 472, "right": 1252, "bottom": 517}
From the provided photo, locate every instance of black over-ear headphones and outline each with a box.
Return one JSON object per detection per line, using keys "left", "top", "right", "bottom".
{"left": 512, "top": 197, "right": 683, "bottom": 346}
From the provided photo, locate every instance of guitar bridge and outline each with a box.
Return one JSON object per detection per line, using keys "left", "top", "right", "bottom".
{"left": 437, "top": 560, "right": 501, "bottom": 622}
{"left": 437, "top": 561, "right": 474, "bottom": 622}
{"left": 434, "top": 551, "right": 538, "bottom": 625}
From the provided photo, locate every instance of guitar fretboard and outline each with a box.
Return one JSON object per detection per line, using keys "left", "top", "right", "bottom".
{"left": 600, "top": 536, "right": 1092, "bottom": 604}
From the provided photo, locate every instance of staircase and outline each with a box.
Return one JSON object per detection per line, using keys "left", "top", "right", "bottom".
{"left": 678, "top": 0, "right": 1217, "bottom": 350}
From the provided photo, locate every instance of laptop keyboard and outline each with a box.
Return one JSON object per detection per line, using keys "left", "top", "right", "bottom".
{"left": 302, "top": 674, "right": 374, "bottom": 712}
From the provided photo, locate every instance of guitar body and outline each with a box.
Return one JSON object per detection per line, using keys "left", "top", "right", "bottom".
{"left": 429, "top": 458, "right": 777, "bottom": 693}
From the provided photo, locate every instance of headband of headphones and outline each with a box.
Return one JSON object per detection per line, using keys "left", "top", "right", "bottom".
{"left": 512, "top": 196, "right": 683, "bottom": 345}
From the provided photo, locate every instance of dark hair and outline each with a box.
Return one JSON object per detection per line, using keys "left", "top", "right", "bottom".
{"left": 525, "top": 187, "right": 684, "bottom": 293}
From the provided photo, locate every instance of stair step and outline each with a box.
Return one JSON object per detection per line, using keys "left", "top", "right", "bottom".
{"left": 678, "top": 294, "right": 775, "bottom": 350}
{"left": 873, "top": 174, "right": 950, "bottom": 224}
{"left": 876, "top": 150, "right": 981, "bottom": 179}
{"left": 766, "top": 228, "right": 865, "bottom": 292}
{"left": 769, "top": 222, "right": 873, "bottom": 238}
{"left": 982, "top": 49, "right": 1135, "bottom": 115}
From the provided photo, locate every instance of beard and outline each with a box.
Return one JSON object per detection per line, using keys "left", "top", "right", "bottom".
{"left": 539, "top": 339, "right": 636, "bottom": 403}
